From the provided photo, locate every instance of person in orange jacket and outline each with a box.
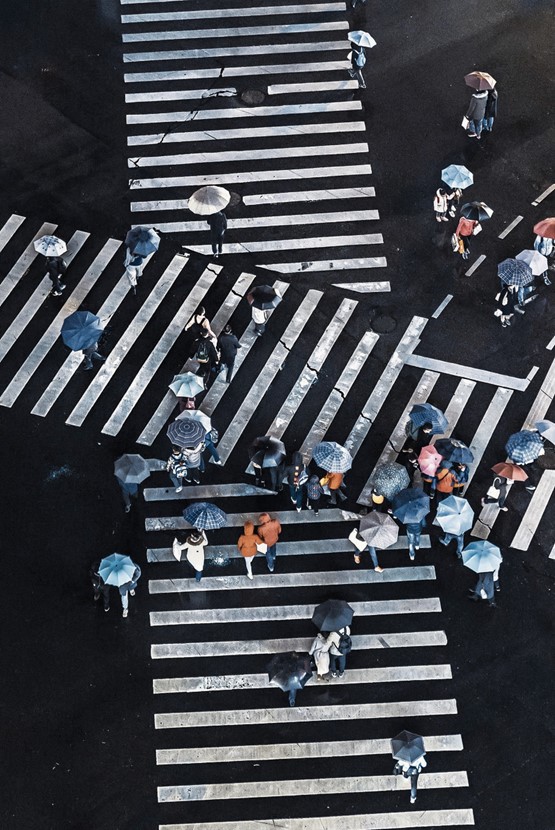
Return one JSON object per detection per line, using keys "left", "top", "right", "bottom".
{"left": 321, "top": 471, "right": 347, "bottom": 505}
{"left": 257, "top": 513, "right": 282, "bottom": 572}
{"left": 434, "top": 466, "right": 459, "bottom": 502}
{"left": 237, "top": 521, "right": 263, "bottom": 580}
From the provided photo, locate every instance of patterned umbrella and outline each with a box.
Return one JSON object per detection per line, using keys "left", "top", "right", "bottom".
{"left": 409, "top": 403, "right": 448, "bottom": 434}
{"left": 435, "top": 438, "right": 474, "bottom": 465}
{"left": 371, "top": 462, "right": 410, "bottom": 500}
{"left": 359, "top": 513, "right": 399, "bottom": 548}
{"left": 515, "top": 249, "right": 548, "bottom": 277}
{"left": 312, "top": 441, "right": 352, "bottom": 473}
{"left": 535, "top": 420, "right": 555, "bottom": 444}
{"left": 505, "top": 430, "right": 544, "bottom": 464}
{"left": 98, "top": 553, "right": 136, "bottom": 587}
{"left": 249, "top": 436, "right": 286, "bottom": 468}
{"left": 267, "top": 652, "right": 313, "bottom": 692}
{"left": 348, "top": 30, "right": 377, "bottom": 48}
{"left": 312, "top": 599, "right": 353, "bottom": 631}
{"left": 168, "top": 372, "right": 205, "bottom": 398}
{"left": 433, "top": 495, "right": 474, "bottom": 535}
{"left": 533, "top": 218, "right": 555, "bottom": 240}
{"left": 498, "top": 258, "right": 534, "bottom": 287}
{"left": 391, "top": 488, "right": 430, "bottom": 524}
{"left": 34, "top": 235, "right": 67, "bottom": 257}
{"left": 114, "top": 454, "right": 150, "bottom": 484}
{"left": 391, "top": 730, "right": 426, "bottom": 763}
{"left": 188, "top": 185, "right": 230, "bottom": 216}
{"left": 464, "top": 71, "right": 496, "bottom": 90}
{"left": 418, "top": 445, "right": 444, "bottom": 476}
{"left": 167, "top": 417, "right": 206, "bottom": 448}
{"left": 183, "top": 502, "right": 227, "bottom": 530}
{"left": 61, "top": 311, "right": 103, "bottom": 351}
{"left": 462, "top": 541, "right": 503, "bottom": 573}
{"left": 125, "top": 226, "right": 160, "bottom": 256}
{"left": 491, "top": 462, "right": 528, "bottom": 481}
{"left": 441, "top": 165, "right": 473, "bottom": 190}
{"left": 460, "top": 201, "right": 493, "bottom": 222}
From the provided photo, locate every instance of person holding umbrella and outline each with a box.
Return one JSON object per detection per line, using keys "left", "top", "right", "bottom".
{"left": 96, "top": 553, "right": 141, "bottom": 618}
{"left": 284, "top": 451, "right": 308, "bottom": 511}
{"left": 34, "top": 235, "right": 68, "bottom": 295}
{"left": 313, "top": 441, "right": 352, "bottom": 504}
{"left": 207, "top": 211, "right": 227, "bottom": 258}
{"left": 267, "top": 652, "right": 312, "bottom": 707}
{"left": 249, "top": 436, "right": 286, "bottom": 492}
{"left": 247, "top": 285, "right": 282, "bottom": 337}
{"left": 392, "top": 488, "right": 430, "bottom": 561}
{"left": 306, "top": 474, "right": 325, "bottom": 515}
{"left": 114, "top": 453, "right": 150, "bottom": 513}
{"left": 494, "top": 283, "right": 520, "bottom": 328}
{"left": 371, "top": 462, "right": 410, "bottom": 503}
{"left": 188, "top": 186, "right": 231, "bottom": 258}
{"left": 182, "top": 409, "right": 222, "bottom": 466}
{"left": 463, "top": 541, "right": 503, "bottom": 608}
{"left": 464, "top": 71, "right": 496, "bottom": 138}
{"left": 482, "top": 87, "right": 499, "bottom": 132}
{"left": 517, "top": 248, "right": 551, "bottom": 288}
{"left": 506, "top": 430, "right": 545, "bottom": 492}
{"left": 169, "top": 372, "right": 205, "bottom": 412}
{"left": 498, "top": 258, "right": 535, "bottom": 308}
{"left": 434, "top": 495, "right": 474, "bottom": 558}
{"left": 172, "top": 529, "right": 208, "bottom": 582}
{"left": 391, "top": 730, "right": 427, "bottom": 804}
{"left": 350, "top": 511, "right": 398, "bottom": 572}
{"left": 312, "top": 599, "right": 354, "bottom": 679}
{"left": 61, "top": 310, "right": 106, "bottom": 371}
{"left": 347, "top": 31, "right": 376, "bottom": 89}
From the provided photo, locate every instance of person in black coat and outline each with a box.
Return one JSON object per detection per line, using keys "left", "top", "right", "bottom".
{"left": 217, "top": 324, "right": 241, "bottom": 383}
{"left": 192, "top": 329, "right": 218, "bottom": 385}
{"left": 483, "top": 88, "right": 498, "bottom": 132}
{"left": 207, "top": 211, "right": 227, "bottom": 257}
{"left": 46, "top": 256, "right": 67, "bottom": 295}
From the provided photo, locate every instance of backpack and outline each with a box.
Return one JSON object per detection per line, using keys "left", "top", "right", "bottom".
{"left": 338, "top": 633, "right": 352, "bottom": 655}
{"left": 355, "top": 49, "right": 366, "bottom": 67}
{"left": 195, "top": 340, "right": 210, "bottom": 363}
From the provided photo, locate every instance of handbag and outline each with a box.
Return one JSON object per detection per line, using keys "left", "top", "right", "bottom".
{"left": 256, "top": 542, "right": 268, "bottom": 553}
{"left": 472, "top": 222, "right": 482, "bottom": 235}
{"left": 451, "top": 233, "right": 460, "bottom": 253}
{"left": 486, "top": 482, "right": 501, "bottom": 500}
{"left": 461, "top": 116, "right": 470, "bottom": 129}
{"left": 348, "top": 529, "right": 367, "bottom": 552}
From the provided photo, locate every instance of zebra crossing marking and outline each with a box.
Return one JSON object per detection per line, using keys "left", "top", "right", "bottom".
{"left": 0, "top": 214, "right": 25, "bottom": 253}
{"left": 465, "top": 387, "right": 514, "bottom": 487}
{"left": 129, "top": 143, "right": 370, "bottom": 168}
{"left": 498, "top": 215, "right": 523, "bottom": 239}
{"left": 123, "top": 41, "right": 349, "bottom": 63}
{"left": 262, "top": 257, "right": 387, "bottom": 273}
{"left": 185, "top": 235, "right": 383, "bottom": 256}
{"left": 158, "top": 810, "right": 475, "bottom": 829}
{"left": 549, "top": 542, "right": 555, "bottom": 559}
{"left": 122, "top": 22, "right": 348, "bottom": 44}
{"left": 127, "top": 101, "right": 363, "bottom": 126}
{"left": 128, "top": 120, "right": 365, "bottom": 146}
{"left": 510, "top": 470, "right": 555, "bottom": 551}
{"left": 122, "top": 4, "right": 346, "bottom": 22}
{"left": 145, "top": 507, "right": 358, "bottom": 533}
{"left": 404, "top": 354, "right": 534, "bottom": 392}
{"left": 244, "top": 186, "right": 376, "bottom": 204}
{"left": 144, "top": 482, "right": 274, "bottom": 501}
{"left": 432, "top": 294, "right": 453, "bottom": 318}
{"left": 0, "top": 221, "right": 57, "bottom": 311}
{"left": 465, "top": 254, "right": 486, "bottom": 276}
{"left": 125, "top": 61, "right": 351, "bottom": 84}
{"left": 532, "top": 183, "right": 555, "bottom": 205}
{"left": 268, "top": 80, "right": 358, "bottom": 94}
{"left": 126, "top": 87, "right": 238, "bottom": 104}
{"left": 431, "top": 379, "right": 476, "bottom": 442}
{"left": 332, "top": 280, "right": 391, "bottom": 291}
{"left": 135, "top": 210, "right": 378, "bottom": 231}
{"left": 130, "top": 164, "right": 372, "bottom": 189}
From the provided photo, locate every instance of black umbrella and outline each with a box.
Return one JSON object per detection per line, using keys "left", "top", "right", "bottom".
{"left": 460, "top": 201, "right": 493, "bottom": 222}
{"left": 312, "top": 599, "right": 353, "bottom": 631}
{"left": 249, "top": 285, "right": 282, "bottom": 310}
{"left": 267, "top": 652, "right": 313, "bottom": 692}
{"left": 391, "top": 730, "right": 426, "bottom": 763}
{"left": 248, "top": 436, "right": 286, "bottom": 468}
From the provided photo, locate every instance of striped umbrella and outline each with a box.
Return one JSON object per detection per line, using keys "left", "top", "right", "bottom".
{"left": 183, "top": 502, "right": 227, "bottom": 530}
{"left": 505, "top": 430, "right": 544, "bottom": 464}
{"left": 167, "top": 417, "right": 206, "bottom": 448}
{"left": 498, "top": 258, "right": 534, "bottom": 287}
{"left": 312, "top": 441, "right": 352, "bottom": 473}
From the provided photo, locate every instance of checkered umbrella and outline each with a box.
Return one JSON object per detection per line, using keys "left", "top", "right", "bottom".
{"left": 433, "top": 496, "right": 474, "bottom": 535}
{"left": 462, "top": 541, "right": 503, "bottom": 573}
{"left": 359, "top": 513, "right": 399, "bottom": 549}
{"left": 515, "top": 249, "right": 548, "bottom": 277}
{"left": 371, "top": 462, "right": 410, "bottom": 500}
{"left": 408, "top": 403, "right": 448, "bottom": 434}
{"left": 535, "top": 420, "right": 555, "bottom": 444}
{"left": 114, "top": 454, "right": 150, "bottom": 484}
{"left": 441, "top": 165, "right": 473, "bottom": 190}
{"left": 498, "top": 258, "right": 534, "bottom": 287}
{"left": 434, "top": 438, "right": 474, "bottom": 465}
{"left": 183, "top": 502, "right": 227, "bottom": 530}
{"left": 391, "top": 488, "right": 430, "bottom": 524}
{"left": 505, "top": 430, "right": 544, "bottom": 464}
{"left": 312, "top": 441, "right": 352, "bottom": 473}
{"left": 167, "top": 417, "right": 206, "bottom": 448}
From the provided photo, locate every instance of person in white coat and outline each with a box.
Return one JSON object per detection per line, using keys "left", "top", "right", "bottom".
{"left": 393, "top": 753, "right": 427, "bottom": 804}
{"left": 173, "top": 530, "right": 208, "bottom": 582}
{"left": 309, "top": 633, "right": 331, "bottom": 680}
{"left": 433, "top": 188, "right": 450, "bottom": 222}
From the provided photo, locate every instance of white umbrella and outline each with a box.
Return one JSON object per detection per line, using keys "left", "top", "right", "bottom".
{"left": 188, "top": 186, "right": 231, "bottom": 216}
{"left": 178, "top": 408, "right": 212, "bottom": 432}
{"left": 348, "top": 30, "right": 377, "bottom": 48}
{"left": 516, "top": 249, "right": 548, "bottom": 277}
{"left": 34, "top": 235, "right": 67, "bottom": 257}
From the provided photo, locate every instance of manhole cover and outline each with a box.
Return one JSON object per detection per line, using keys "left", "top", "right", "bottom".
{"left": 240, "top": 88, "right": 266, "bottom": 105}
{"left": 371, "top": 314, "right": 397, "bottom": 333}
{"left": 228, "top": 190, "right": 242, "bottom": 208}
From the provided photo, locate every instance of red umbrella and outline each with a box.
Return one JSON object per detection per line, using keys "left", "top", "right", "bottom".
{"left": 491, "top": 462, "right": 528, "bottom": 482}
{"left": 464, "top": 71, "right": 496, "bottom": 90}
{"left": 533, "top": 218, "right": 555, "bottom": 240}
{"left": 418, "top": 445, "right": 443, "bottom": 476}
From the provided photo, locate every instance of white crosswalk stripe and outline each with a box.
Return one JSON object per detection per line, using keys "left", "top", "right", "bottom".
{"left": 159, "top": 813, "right": 475, "bottom": 830}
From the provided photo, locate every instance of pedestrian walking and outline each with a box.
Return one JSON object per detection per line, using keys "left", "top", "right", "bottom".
{"left": 465, "top": 88, "right": 488, "bottom": 138}
{"left": 116, "top": 477, "right": 138, "bottom": 513}
{"left": 46, "top": 256, "right": 67, "bottom": 296}
{"left": 405, "top": 518, "right": 426, "bottom": 561}
{"left": 434, "top": 465, "right": 459, "bottom": 501}
{"left": 203, "top": 427, "right": 222, "bottom": 465}
{"left": 326, "top": 625, "right": 352, "bottom": 678}
{"left": 113, "top": 453, "right": 150, "bottom": 514}
{"left": 237, "top": 520, "right": 263, "bottom": 580}
{"left": 439, "top": 531, "right": 465, "bottom": 558}
{"left": 82, "top": 341, "right": 106, "bottom": 371}
{"left": 217, "top": 324, "right": 241, "bottom": 383}
{"left": 90, "top": 562, "right": 111, "bottom": 612}
{"left": 433, "top": 188, "right": 450, "bottom": 222}
{"left": 401, "top": 422, "right": 433, "bottom": 472}
{"left": 451, "top": 462, "right": 468, "bottom": 496}
{"left": 257, "top": 512, "right": 282, "bottom": 572}
{"left": 119, "top": 561, "right": 141, "bottom": 617}
{"left": 309, "top": 632, "right": 331, "bottom": 680}
{"left": 455, "top": 216, "right": 479, "bottom": 259}
{"left": 468, "top": 571, "right": 497, "bottom": 607}
{"left": 172, "top": 530, "right": 208, "bottom": 582}
{"left": 481, "top": 474, "right": 509, "bottom": 510}
{"left": 124, "top": 249, "right": 145, "bottom": 292}
{"left": 533, "top": 235, "right": 554, "bottom": 284}
{"left": 348, "top": 528, "right": 384, "bottom": 572}
{"left": 166, "top": 445, "right": 190, "bottom": 492}
{"left": 482, "top": 88, "right": 498, "bottom": 132}
{"left": 182, "top": 442, "right": 204, "bottom": 484}
{"left": 207, "top": 210, "right": 227, "bottom": 257}
{"left": 393, "top": 754, "right": 428, "bottom": 804}
{"left": 192, "top": 329, "right": 219, "bottom": 386}
{"left": 306, "top": 474, "right": 325, "bottom": 515}
{"left": 448, "top": 188, "right": 462, "bottom": 219}
{"left": 322, "top": 470, "right": 347, "bottom": 504}
{"left": 247, "top": 286, "right": 282, "bottom": 336}
{"left": 494, "top": 285, "right": 519, "bottom": 327}
{"left": 250, "top": 303, "right": 270, "bottom": 337}
{"left": 284, "top": 452, "right": 308, "bottom": 511}
{"left": 348, "top": 44, "right": 366, "bottom": 88}
{"left": 185, "top": 307, "right": 217, "bottom": 348}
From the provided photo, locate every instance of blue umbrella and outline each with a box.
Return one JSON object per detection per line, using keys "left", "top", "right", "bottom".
{"left": 114, "top": 454, "right": 150, "bottom": 485}
{"left": 61, "top": 311, "right": 103, "bottom": 351}
{"left": 312, "top": 441, "right": 352, "bottom": 473}
{"left": 505, "top": 430, "right": 543, "bottom": 464}
{"left": 168, "top": 372, "right": 204, "bottom": 398}
{"left": 441, "top": 165, "right": 473, "bottom": 190}
{"left": 125, "top": 226, "right": 160, "bottom": 257}
{"left": 498, "top": 258, "right": 533, "bottom": 287}
{"left": 98, "top": 553, "right": 136, "bottom": 587}
{"left": 167, "top": 417, "right": 206, "bottom": 448}
{"left": 391, "top": 488, "right": 430, "bottom": 524}
{"left": 435, "top": 438, "right": 474, "bottom": 465}
{"left": 371, "top": 462, "right": 410, "bottom": 500}
{"left": 433, "top": 495, "right": 474, "bottom": 535}
{"left": 462, "top": 541, "right": 502, "bottom": 573}
{"left": 408, "top": 403, "right": 448, "bottom": 435}
{"left": 183, "top": 502, "right": 227, "bottom": 530}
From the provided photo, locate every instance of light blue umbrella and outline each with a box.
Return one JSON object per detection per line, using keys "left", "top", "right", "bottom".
{"left": 98, "top": 553, "right": 136, "bottom": 587}
{"left": 61, "top": 311, "right": 103, "bottom": 351}
{"left": 169, "top": 372, "right": 204, "bottom": 398}
{"left": 505, "top": 430, "right": 543, "bottom": 464}
{"left": 391, "top": 488, "right": 430, "bottom": 524}
{"left": 441, "top": 165, "right": 473, "bottom": 190}
{"left": 433, "top": 495, "right": 474, "bottom": 535}
{"left": 409, "top": 403, "right": 448, "bottom": 434}
{"left": 462, "top": 541, "right": 502, "bottom": 573}
{"left": 535, "top": 420, "right": 555, "bottom": 444}
{"left": 183, "top": 502, "right": 227, "bottom": 530}
{"left": 312, "top": 441, "right": 352, "bottom": 473}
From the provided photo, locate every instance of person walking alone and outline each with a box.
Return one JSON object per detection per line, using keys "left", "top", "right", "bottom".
{"left": 173, "top": 529, "right": 208, "bottom": 582}
{"left": 207, "top": 210, "right": 227, "bottom": 258}
{"left": 46, "top": 256, "right": 67, "bottom": 296}
{"left": 119, "top": 560, "right": 141, "bottom": 618}
{"left": 237, "top": 520, "right": 263, "bottom": 580}
{"left": 82, "top": 341, "right": 105, "bottom": 371}
{"left": 481, "top": 474, "right": 509, "bottom": 511}
{"left": 348, "top": 44, "right": 366, "bottom": 88}
{"left": 393, "top": 753, "right": 428, "bottom": 804}
{"left": 217, "top": 323, "right": 241, "bottom": 383}
{"left": 284, "top": 451, "right": 308, "bottom": 512}
{"left": 257, "top": 512, "right": 282, "bottom": 572}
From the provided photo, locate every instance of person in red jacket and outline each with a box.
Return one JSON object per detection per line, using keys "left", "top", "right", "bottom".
{"left": 455, "top": 217, "right": 478, "bottom": 259}
{"left": 257, "top": 513, "right": 282, "bottom": 572}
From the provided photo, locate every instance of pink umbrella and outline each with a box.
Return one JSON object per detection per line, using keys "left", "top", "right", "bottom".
{"left": 418, "top": 445, "right": 443, "bottom": 476}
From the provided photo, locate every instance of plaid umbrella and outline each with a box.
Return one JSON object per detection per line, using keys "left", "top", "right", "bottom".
{"left": 125, "top": 227, "right": 160, "bottom": 256}
{"left": 249, "top": 285, "right": 282, "bottom": 310}
{"left": 535, "top": 420, "right": 555, "bottom": 444}
{"left": 98, "top": 553, "right": 136, "bottom": 587}
{"left": 433, "top": 495, "right": 474, "bottom": 535}
{"left": 34, "top": 235, "right": 67, "bottom": 257}
{"left": 188, "top": 185, "right": 230, "bottom": 216}
{"left": 312, "top": 441, "right": 352, "bottom": 473}
{"left": 61, "top": 311, "right": 103, "bottom": 351}
{"left": 464, "top": 71, "right": 496, "bottom": 90}
{"left": 391, "top": 730, "right": 426, "bottom": 763}
{"left": 434, "top": 438, "right": 474, "bottom": 465}
{"left": 418, "top": 445, "right": 444, "bottom": 476}
{"left": 371, "top": 462, "right": 410, "bottom": 500}
{"left": 312, "top": 599, "right": 353, "bottom": 631}
{"left": 168, "top": 372, "right": 204, "bottom": 398}
{"left": 505, "top": 430, "right": 544, "bottom": 464}
{"left": 391, "top": 488, "right": 430, "bottom": 524}
{"left": 462, "top": 540, "right": 503, "bottom": 573}
{"left": 441, "top": 165, "right": 473, "bottom": 190}
{"left": 498, "top": 258, "right": 534, "bottom": 287}
{"left": 359, "top": 513, "right": 399, "bottom": 549}
{"left": 515, "top": 249, "right": 548, "bottom": 277}
{"left": 167, "top": 417, "right": 206, "bottom": 448}
{"left": 491, "top": 462, "right": 527, "bottom": 481}
{"left": 114, "top": 454, "right": 150, "bottom": 484}
{"left": 409, "top": 403, "right": 448, "bottom": 434}
{"left": 249, "top": 436, "right": 286, "bottom": 468}
{"left": 533, "top": 218, "right": 555, "bottom": 239}
{"left": 267, "top": 652, "right": 313, "bottom": 692}
{"left": 460, "top": 201, "right": 493, "bottom": 222}
{"left": 183, "top": 502, "right": 227, "bottom": 530}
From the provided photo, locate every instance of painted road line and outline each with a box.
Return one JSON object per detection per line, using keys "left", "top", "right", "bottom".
{"left": 210, "top": 290, "right": 324, "bottom": 463}
{"left": 0, "top": 239, "right": 122, "bottom": 408}
{"left": 156, "top": 733, "right": 462, "bottom": 764}
{"left": 465, "top": 254, "right": 486, "bottom": 276}
{"left": 129, "top": 143, "right": 370, "bottom": 168}
{"left": 147, "top": 507, "right": 358, "bottom": 533}
{"left": 159, "top": 810, "right": 474, "bottom": 829}
{"left": 130, "top": 165, "right": 372, "bottom": 189}
{"left": 404, "top": 354, "right": 533, "bottom": 392}
{"left": 0, "top": 222, "right": 57, "bottom": 312}
{"left": 332, "top": 281, "right": 391, "bottom": 292}
{"left": 150, "top": 598, "right": 442, "bottom": 627}
{"left": 345, "top": 317, "right": 428, "bottom": 458}
{"left": 128, "top": 121, "right": 365, "bottom": 146}
{"left": 126, "top": 87, "right": 238, "bottom": 103}
{"left": 269, "top": 80, "right": 358, "bottom": 94}
{"left": 122, "top": 22, "right": 347, "bottom": 43}
{"left": 431, "top": 379, "right": 476, "bottom": 443}
{"left": 498, "top": 215, "right": 523, "bottom": 239}
{"left": 301, "top": 332, "right": 379, "bottom": 457}
{"left": 134, "top": 211, "right": 379, "bottom": 230}
{"left": 359, "top": 370, "right": 440, "bottom": 505}
{"left": 123, "top": 42, "right": 349, "bottom": 63}
{"left": 245, "top": 186, "right": 376, "bottom": 205}
{"left": 125, "top": 61, "right": 351, "bottom": 83}
{"left": 154, "top": 664, "right": 452, "bottom": 695}
{"left": 144, "top": 483, "right": 274, "bottom": 502}
{"left": 155, "top": 698, "right": 457, "bottom": 729}
{"left": 465, "top": 387, "right": 514, "bottom": 487}
{"left": 136, "top": 272, "right": 256, "bottom": 445}
{"left": 65, "top": 254, "right": 188, "bottom": 427}
{"left": 432, "top": 294, "right": 453, "bottom": 318}
{"left": 0, "top": 214, "right": 25, "bottom": 253}
{"left": 149, "top": 566, "right": 436, "bottom": 595}
{"left": 101, "top": 263, "right": 219, "bottom": 436}
{"left": 511, "top": 470, "right": 555, "bottom": 550}
{"left": 0, "top": 230, "right": 89, "bottom": 365}
{"left": 127, "top": 101, "right": 362, "bottom": 125}
{"left": 544, "top": 334, "right": 554, "bottom": 350}
{"left": 532, "top": 183, "right": 555, "bottom": 205}
{"left": 184, "top": 235, "right": 383, "bottom": 256}
{"left": 549, "top": 543, "right": 555, "bottom": 559}
{"left": 122, "top": 4, "right": 346, "bottom": 22}
{"left": 266, "top": 298, "right": 357, "bottom": 439}
{"left": 261, "top": 257, "right": 387, "bottom": 273}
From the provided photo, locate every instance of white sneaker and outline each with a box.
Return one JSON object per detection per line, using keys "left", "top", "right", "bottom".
{"left": 122, "top": 609, "right": 128, "bottom": 618}
{"left": 175, "top": 486, "right": 183, "bottom": 493}
{"left": 130, "top": 590, "right": 135, "bottom": 596}
{"left": 246, "top": 572, "right": 253, "bottom": 580}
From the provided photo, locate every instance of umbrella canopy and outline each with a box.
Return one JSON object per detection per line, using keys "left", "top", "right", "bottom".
{"left": 249, "top": 436, "right": 286, "bottom": 468}
{"left": 391, "top": 730, "right": 426, "bottom": 764}
{"left": 359, "top": 513, "right": 399, "bottom": 549}
{"left": 125, "top": 226, "right": 160, "bottom": 257}
{"left": 114, "top": 454, "right": 150, "bottom": 485}
{"left": 497, "top": 258, "right": 534, "bottom": 287}
{"left": 60, "top": 311, "right": 103, "bottom": 351}
{"left": 433, "top": 495, "right": 474, "bottom": 535}
{"left": 249, "top": 285, "right": 282, "bottom": 310}
{"left": 491, "top": 462, "right": 528, "bottom": 481}
{"left": 391, "top": 488, "right": 430, "bottom": 524}
{"left": 434, "top": 438, "right": 474, "bottom": 465}
{"left": 441, "top": 164, "right": 473, "bottom": 190}
{"left": 188, "top": 185, "right": 231, "bottom": 216}
{"left": 183, "top": 502, "right": 227, "bottom": 530}
{"left": 168, "top": 372, "right": 205, "bottom": 398}
{"left": 418, "top": 445, "right": 444, "bottom": 476}
{"left": 312, "top": 441, "right": 352, "bottom": 473}
{"left": 267, "top": 652, "right": 313, "bottom": 692}
{"left": 167, "top": 417, "right": 206, "bottom": 448}
{"left": 371, "top": 462, "right": 410, "bottom": 500}
{"left": 460, "top": 201, "right": 493, "bottom": 222}
{"left": 34, "top": 235, "right": 67, "bottom": 257}
{"left": 533, "top": 218, "right": 555, "bottom": 240}
{"left": 348, "top": 30, "right": 377, "bottom": 48}
{"left": 505, "top": 430, "right": 544, "bottom": 464}
{"left": 464, "top": 71, "right": 496, "bottom": 90}
{"left": 409, "top": 403, "right": 448, "bottom": 434}
{"left": 462, "top": 540, "right": 503, "bottom": 573}
{"left": 98, "top": 553, "right": 136, "bottom": 587}
{"left": 178, "top": 408, "right": 212, "bottom": 432}
{"left": 535, "top": 420, "right": 555, "bottom": 444}
{"left": 515, "top": 249, "right": 548, "bottom": 277}
{"left": 312, "top": 599, "right": 353, "bottom": 632}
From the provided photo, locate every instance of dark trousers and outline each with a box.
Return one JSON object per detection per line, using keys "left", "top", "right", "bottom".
{"left": 211, "top": 232, "right": 224, "bottom": 255}
{"left": 218, "top": 358, "right": 235, "bottom": 383}
{"left": 94, "top": 583, "right": 111, "bottom": 610}
{"left": 308, "top": 496, "right": 321, "bottom": 512}
{"left": 329, "top": 653, "right": 346, "bottom": 674}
